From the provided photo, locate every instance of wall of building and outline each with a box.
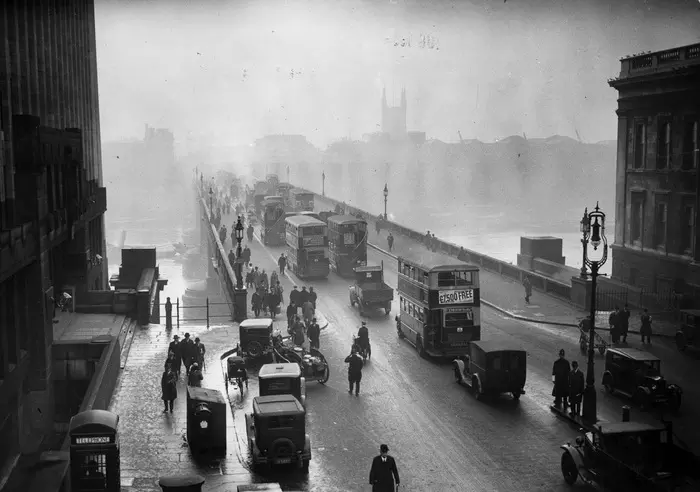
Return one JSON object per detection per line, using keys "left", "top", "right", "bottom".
{"left": 610, "top": 45, "right": 700, "bottom": 296}
{"left": 0, "top": 0, "right": 106, "bottom": 480}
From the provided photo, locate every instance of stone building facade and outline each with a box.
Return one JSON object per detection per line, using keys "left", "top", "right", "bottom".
{"left": 0, "top": 0, "right": 106, "bottom": 483}
{"left": 608, "top": 43, "right": 700, "bottom": 298}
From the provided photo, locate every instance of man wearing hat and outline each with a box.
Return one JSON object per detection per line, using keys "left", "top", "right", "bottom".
{"left": 290, "top": 286, "right": 301, "bottom": 312}
{"left": 182, "top": 333, "right": 197, "bottom": 376}
{"left": 168, "top": 335, "right": 182, "bottom": 378}
{"left": 307, "top": 317, "right": 321, "bottom": 350}
{"left": 344, "top": 346, "right": 364, "bottom": 396}
{"left": 369, "top": 444, "right": 400, "bottom": 491}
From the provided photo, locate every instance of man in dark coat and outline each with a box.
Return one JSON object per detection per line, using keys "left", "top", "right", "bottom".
{"left": 309, "top": 287, "right": 318, "bottom": 309}
{"left": 286, "top": 302, "right": 297, "bottom": 332}
{"left": 290, "top": 286, "right": 301, "bottom": 311}
{"left": 552, "top": 349, "right": 570, "bottom": 408}
{"left": 619, "top": 304, "right": 631, "bottom": 343}
{"left": 228, "top": 249, "right": 236, "bottom": 268}
{"left": 243, "top": 246, "right": 251, "bottom": 263}
{"left": 168, "top": 335, "right": 182, "bottom": 378}
{"left": 181, "top": 333, "right": 196, "bottom": 375}
{"left": 345, "top": 347, "right": 364, "bottom": 396}
{"left": 369, "top": 444, "right": 400, "bottom": 492}
{"left": 609, "top": 306, "right": 620, "bottom": 343}
{"left": 299, "top": 286, "right": 310, "bottom": 306}
{"left": 307, "top": 317, "right": 321, "bottom": 349}
{"left": 640, "top": 308, "right": 653, "bottom": 344}
{"left": 568, "top": 360, "right": 585, "bottom": 417}
{"left": 278, "top": 254, "right": 287, "bottom": 275}
{"left": 161, "top": 367, "right": 177, "bottom": 413}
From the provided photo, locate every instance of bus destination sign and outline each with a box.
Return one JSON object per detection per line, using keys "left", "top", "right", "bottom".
{"left": 439, "top": 289, "right": 474, "bottom": 305}
{"left": 75, "top": 436, "right": 111, "bottom": 445}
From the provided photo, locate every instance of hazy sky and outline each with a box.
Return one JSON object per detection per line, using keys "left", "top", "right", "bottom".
{"left": 95, "top": 0, "right": 700, "bottom": 152}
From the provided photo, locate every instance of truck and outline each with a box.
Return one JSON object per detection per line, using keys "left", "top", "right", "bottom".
{"left": 349, "top": 264, "right": 394, "bottom": 316}
{"left": 245, "top": 395, "right": 311, "bottom": 472}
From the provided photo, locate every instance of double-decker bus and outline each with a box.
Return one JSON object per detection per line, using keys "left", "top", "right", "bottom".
{"left": 327, "top": 215, "right": 368, "bottom": 276}
{"left": 289, "top": 188, "right": 315, "bottom": 212}
{"left": 396, "top": 250, "right": 480, "bottom": 358}
{"left": 285, "top": 215, "right": 330, "bottom": 279}
{"left": 266, "top": 174, "right": 279, "bottom": 195}
{"left": 277, "top": 182, "right": 293, "bottom": 206}
{"left": 260, "top": 197, "right": 287, "bottom": 246}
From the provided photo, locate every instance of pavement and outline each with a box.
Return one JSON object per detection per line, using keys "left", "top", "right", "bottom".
{"left": 312, "top": 194, "right": 678, "bottom": 339}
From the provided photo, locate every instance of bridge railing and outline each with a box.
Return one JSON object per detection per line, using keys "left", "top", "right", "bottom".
{"left": 197, "top": 187, "right": 239, "bottom": 320}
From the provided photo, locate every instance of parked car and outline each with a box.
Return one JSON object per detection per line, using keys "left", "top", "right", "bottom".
{"left": 245, "top": 395, "right": 311, "bottom": 471}
{"left": 236, "top": 318, "right": 276, "bottom": 360}
{"left": 258, "top": 362, "right": 306, "bottom": 407}
{"left": 601, "top": 348, "right": 682, "bottom": 411}
{"left": 676, "top": 309, "right": 700, "bottom": 352}
{"left": 560, "top": 421, "right": 700, "bottom": 490}
{"left": 453, "top": 340, "right": 527, "bottom": 401}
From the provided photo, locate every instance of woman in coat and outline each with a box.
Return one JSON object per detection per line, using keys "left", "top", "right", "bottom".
{"left": 161, "top": 367, "right": 177, "bottom": 413}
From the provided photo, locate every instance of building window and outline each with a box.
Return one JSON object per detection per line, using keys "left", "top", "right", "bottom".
{"left": 630, "top": 192, "right": 645, "bottom": 243}
{"left": 681, "top": 204, "right": 695, "bottom": 254}
{"left": 682, "top": 119, "right": 698, "bottom": 170}
{"left": 653, "top": 198, "right": 667, "bottom": 248}
{"left": 657, "top": 121, "right": 671, "bottom": 170}
{"left": 634, "top": 122, "right": 646, "bottom": 169}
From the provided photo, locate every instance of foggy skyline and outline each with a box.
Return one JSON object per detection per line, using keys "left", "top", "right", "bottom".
{"left": 95, "top": 0, "right": 700, "bottom": 153}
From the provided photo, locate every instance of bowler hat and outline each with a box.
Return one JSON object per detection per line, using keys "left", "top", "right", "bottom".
{"left": 380, "top": 444, "right": 389, "bottom": 453}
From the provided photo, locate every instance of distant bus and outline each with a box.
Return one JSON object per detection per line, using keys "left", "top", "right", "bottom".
{"left": 260, "top": 198, "right": 287, "bottom": 246}
{"left": 266, "top": 174, "right": 279, "bottom": 194}
{"left": 285, "top": 215, "right": 330, "bottom": 279}
{"left": 277, "top": 182, "right": 293, "bottom": 205}
{"left": 327, "top": 215, "right": 368, "bottom": 277}
{"left": 289, "top": 189, "right": 315, "bottom": 212}
{"left": 296, "top": 211, "right": 322, "bottom": 221}
{"left": 396, "top": 249, "right": 481, "bottom": 358}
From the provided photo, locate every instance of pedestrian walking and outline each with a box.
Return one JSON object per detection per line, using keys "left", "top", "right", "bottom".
{"left": 278, "top": 254, "right": 287, "bottom": 275}
{"left": 609, "top": 306, "right": 621, "bottom": 343}
{"left": 369, "top": 444, "right": 400, "bottom": 492}
{"left": 387, "top": 233, "right": 394, "bottom": 252}
{"left": 345, "top": 347, "right": 364, "bottom": 396}
{"left": 168, "top": 335, "right": 182, "bottom": 378}
{"left": 165, "top": 297, "right": 173, "bottom": 330}
{"left": 228, "top": 249, "right": 236, "bottom": 269}
{"left": 307, "top": 317, "right": 320, "bottom": 349}
{"left": 287, "top": 302, "right": 297, "bottom": 332}
{"left": 181, "top": 333, "right": 196, "bottom": 375}
{"left": 252, "top": 289, "right": 262, "bottom": 317}
{"left": 245, "top": 269, "right": 254, "bottom": 289}
{"left": 292, "top": 316, "right": 306, "bottom": 345}
{"left": 188, "top": 362, "right": 203, "bottom": 387}
{"left": 302, "top": 300, "right": 315, "bottom": 325}
{"left": 523, "top": 275, "right": 532, "bottom": 304}
{"left": 194, "top": 337, "right": 206, "bottom": 369}
{"left": 309, "top": 286, "right": 317, "bottom": 309}
{"left": 290, "top": 286, "right": 301, "bottom": 309}
{"left": 552, "top": 349, "right": 570, "bottom": 408}
{"left": 568, "top": 361, "right": 585, "bottom": 417}
{"left": 247, "top": 223, "right": 254, "bottom": 241}
{"left": 619, "top": 304, "right": 631, "bottom": 343}
{"left": 431, "top": 233, "right": 437, "bottom": 252}
{"left": 161, "top": 366, "right": 177, "bottom": 413}
{"left": 299, "top": 286, "right": 310, "bottom": 307}
{"left": 243, "top": 246, "right": 251, "bottom": 263}
{"left": 640, "top": 309, "right": 653, "bottom": 344}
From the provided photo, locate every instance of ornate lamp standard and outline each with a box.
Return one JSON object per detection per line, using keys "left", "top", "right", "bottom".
{"left": 208, "top": 186, "right": 214, "bottom": 217}
{"left": 383, "top": 183, "right": 389, "bottom": 220}
{"left": 233, "top": 216, "right": 247, "bottom": 321}
{"left": 579, "top": 208, "right": 590, "bottom": 278}
{"left": 322, "top": 171, "right": 326, "bottom": 197}
{"left": 581, "top": 202, "right": 608, "bottom": 424}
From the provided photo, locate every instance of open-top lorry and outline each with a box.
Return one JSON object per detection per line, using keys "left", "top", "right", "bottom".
{"left": 349, "top": 264, "right": 394, "bottom": 316}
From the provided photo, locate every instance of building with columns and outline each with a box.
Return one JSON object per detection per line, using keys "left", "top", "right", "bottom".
{"left": 0, "top": 0, "right": 107, "bottom": 481}
{"left": 608, "top": 43, "right": 700, "bottom": 299}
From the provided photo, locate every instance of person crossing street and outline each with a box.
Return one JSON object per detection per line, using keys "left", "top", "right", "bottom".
{"left": 345, "top": 347, "right": 364, "bottom": 396}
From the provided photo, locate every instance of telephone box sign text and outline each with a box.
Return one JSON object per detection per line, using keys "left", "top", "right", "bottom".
{"left": 75, "top": 436, "right": 111, "bottom": 444}
{"left": 439, "top": 289, "right": 474, "bottom": 305}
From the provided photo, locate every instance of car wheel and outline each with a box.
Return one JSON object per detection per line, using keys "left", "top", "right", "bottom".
{"left": 247, "top": 341, "right": 264, "bottom": 358}
{"left": 473, "top": 378, "right": 483, "bottom": 400}
{"left": 602, "top": 376, "right": 614, "bottom": 394}
{"left": 561, "top": 452, "right": 579, "bottom": 485}
{"left": 453, "top": 363, "right": 463, "bottom": 383}
{"left": 318, "top": 365, "right": 330, "bottom": 385}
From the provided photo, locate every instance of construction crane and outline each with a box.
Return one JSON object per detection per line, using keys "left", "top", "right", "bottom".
{"left": 457, "top": 130, "right": 464, "bottom": 144}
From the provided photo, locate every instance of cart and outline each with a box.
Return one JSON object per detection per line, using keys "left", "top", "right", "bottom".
{"left": 578, "top": 317, "right": 608, "bottom": 356}
{"left": 225, "top": 355, "right": 248, "bottom": 396}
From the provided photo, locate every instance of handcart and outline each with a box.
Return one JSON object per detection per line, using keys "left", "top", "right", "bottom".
{"left": 226, "top": 355, "right": 248, "bottom": 396}
{"left": 578, "top": 317, "right": 608, "bottom": 356}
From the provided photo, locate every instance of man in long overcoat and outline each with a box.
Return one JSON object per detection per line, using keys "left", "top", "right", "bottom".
{"left": 568, "top": 360, "right": 585, "bottom": 417}
{"left": 369, "top": 444, "right": 400, "bottom": 492}
{"left": 161, "top": 367, "right": 177, "bottom": 413}
{"left": 619, "top": 304, "right": 631, "bottom": 343}
{"left": 168, "top": 335, "right": 182, "bottom": 378}
{"left": 552, "top": 349, "right": 570, "bottom": 408}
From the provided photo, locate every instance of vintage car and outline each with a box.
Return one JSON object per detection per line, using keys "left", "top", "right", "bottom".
{"left": 245, "top": 395, "right": 311, "bottom": 471}
{"left": 272, "top": 337, "right": 330, "bottom": 385}
{"left": 560, "top": 421, "right": 700, "bottom": 490}
{"left": 349, "top": 265, "right": 394, "bottom": 316}
{"left": 453, "top": 340, "right": 526, "bottom": 401}
{"left": 676, "top": 309, "right": 700, "bottom": 352}
{"left": 601, "top": 348, "right": 682, "bottom": 411}
{"left": 258, "top": 363, "right": 306, "bottom": 407}
{"left": 236, "top": 318, "right": 276, "bottom": 360}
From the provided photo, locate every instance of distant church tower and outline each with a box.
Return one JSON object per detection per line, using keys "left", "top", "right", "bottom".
{"left": 381, "top": 87, "right": 407, "bottom": 140}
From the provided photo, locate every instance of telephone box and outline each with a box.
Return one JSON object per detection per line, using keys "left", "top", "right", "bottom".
{"left": 69, "top": 409, "right": 121, "bottom": 491}
{"left": 186, "top": 386, "right": 226, "bottom": 456}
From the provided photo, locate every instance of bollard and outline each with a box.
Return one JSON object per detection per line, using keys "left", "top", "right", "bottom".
{"left": 622, "top": 405, "right": 631, "bottom": 422}
{"left": 158, "top": 475, "right": 205, "bottom": 492}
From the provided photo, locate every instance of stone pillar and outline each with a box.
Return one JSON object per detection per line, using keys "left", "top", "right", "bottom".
{"left": 570, "top": 276, "right": 592, "bottom": 311}
{"left": 22, "top": 258, "right": 54, "bottom": 454}
{"left": 614, "top": 110, "right": 629, "bottom": 264}
{"left": 233, "top": 288, "right": 248, "bottom": 322}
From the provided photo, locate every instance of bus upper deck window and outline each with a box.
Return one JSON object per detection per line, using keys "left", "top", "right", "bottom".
{"left": 456, "top": 271, "right": 473, "bottom": 286}
{"left": 438, "top": 272, "right": 455, "bottom": 287}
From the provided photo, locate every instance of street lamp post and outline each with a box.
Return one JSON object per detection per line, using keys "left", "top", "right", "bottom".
{"left": 233, "top": 216, "right": 247, "bottom": 321}
{"left": 383, "top": 183, "right": 388, "bottom": 220}
{"left": 209, "top": 186, "right": 214, "bottom": 217}
{"left": 322, "top": 171, "right": 325, "bottom": 196}
{"left": 581, "top": 202, "right": 608, "bottom": 424}
{"left": 579, "top": 208, "right": 590, "bottom": 278}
